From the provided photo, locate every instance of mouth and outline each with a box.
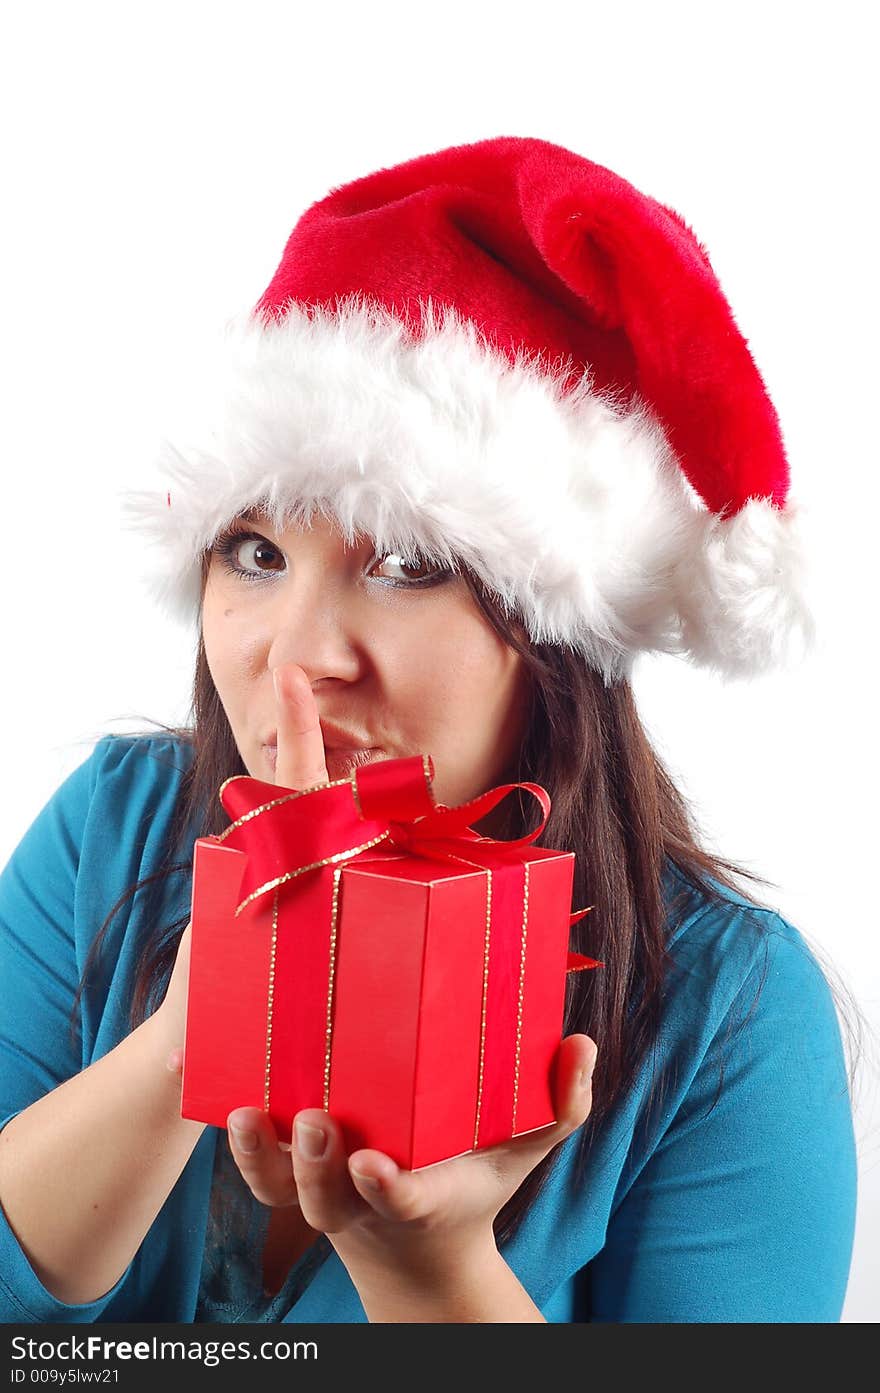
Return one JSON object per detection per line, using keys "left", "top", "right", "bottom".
{"left": 263, "top": 743, "right": 383, "bottom": 781}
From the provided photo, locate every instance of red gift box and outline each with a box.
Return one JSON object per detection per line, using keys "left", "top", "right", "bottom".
{"left": 181, "top": 755, "right": 600, "bottom": 1170}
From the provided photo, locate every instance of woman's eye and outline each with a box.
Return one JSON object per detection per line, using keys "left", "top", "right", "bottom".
{"left": 370, "top": 551, "right": 444, "bottom": 584}
{"left": 212, "top": 530, "right": 449, "bottom": 588}
{"left": 214, "top": 531, "right": 286, "bottom": 577}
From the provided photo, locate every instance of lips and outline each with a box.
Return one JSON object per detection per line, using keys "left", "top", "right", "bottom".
{"left": 263, "top": 741, "right": 382, "bottom": 780}
{"left": 263, "top": 720, "right": 378, "bottom": 751}
{"left": 324, "top": 747, "right": 382, "bottom": 779}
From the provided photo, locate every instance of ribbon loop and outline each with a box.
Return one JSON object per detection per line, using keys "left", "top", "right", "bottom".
{"left": 216, "top": 755, "right": 555, "bottom": 918}
{"left": 354, "top": 754, "right": 438, "bottom": 823}
{"left": 386, "top": 780, "right": 552, "bottom": 855}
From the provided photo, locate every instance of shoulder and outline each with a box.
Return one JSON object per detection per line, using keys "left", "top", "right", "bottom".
{"left": 57, "top": 731, "right": 196, "bottom": 835}
{"left": 17, "top": 734, "right": 198, "bottom": 1033}
{"left": 1, "top": 733, "right": 197, "bottom": 942}
{"left": 3, "top": 732, "right": 194, "bottom": 872}
{"left": 81, "top": 730, "right": 195, "bottom": 790}
{"left": 660, "top": 858, "right": 838, "bottom": 1044}
{"left": 70, "top": 732, "right": 198, "bottom": 902}
{"left": 649, "top": 860, "right": 851, "bottom": 1155}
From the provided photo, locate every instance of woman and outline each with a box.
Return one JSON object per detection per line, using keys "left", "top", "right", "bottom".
{"left": 0, "top": 135, "right": 858, "bottom": 1323}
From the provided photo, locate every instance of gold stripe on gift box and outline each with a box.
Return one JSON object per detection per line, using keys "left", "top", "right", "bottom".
{"left": 323, "top": 867, "right": 343, "bottom": 1111}
{"left": 512, "top": 860, "right": 530, "bottom": 1135}
{"left": 264, "top": 890, "right": 280, "bottom": 1112}
{"left": 443, "top": 851, "right": 531, "bottom": 1145}
{"left": 257, "top": 837, "right": 387, "bottom": 1117}
{"left": 472, "top": 868, "right": 493, "bottom": 1150}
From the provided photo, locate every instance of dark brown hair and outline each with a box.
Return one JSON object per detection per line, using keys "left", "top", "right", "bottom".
{"left": 73, "top": 560, "right": 863, "bottom": 1250}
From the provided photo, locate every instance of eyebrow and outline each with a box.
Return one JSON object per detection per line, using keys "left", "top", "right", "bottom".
{"left": 232, "top": 509, "right": 375, "bottom": 554}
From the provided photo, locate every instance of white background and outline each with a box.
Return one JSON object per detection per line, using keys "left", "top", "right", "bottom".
{"left": 1, "top": 1, "right": 877, "bottom": 1322}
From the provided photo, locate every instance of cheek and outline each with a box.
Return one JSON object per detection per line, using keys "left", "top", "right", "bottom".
{"left": 201, "top": 588, "right": 267, "bottom": 710}
{"left": 377, "top": 614, "right": 491, "bottom": 710}
{"left": 382, "top": 610, "right": 528, "bottom": 794}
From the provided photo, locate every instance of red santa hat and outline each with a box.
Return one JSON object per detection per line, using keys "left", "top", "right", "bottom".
{"left": 125, "top": 134, "right": 813, "bottom": 682}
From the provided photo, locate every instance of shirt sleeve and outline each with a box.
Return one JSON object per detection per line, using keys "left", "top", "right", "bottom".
{"left": 588, "top": 917, "right": 858, "bottom": 1323}
{"left": 0, "top": 738, "right": 136, "bottom": 1321}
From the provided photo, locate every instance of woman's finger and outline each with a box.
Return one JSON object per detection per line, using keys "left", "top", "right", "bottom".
{"left": 551, "top": 1032, "right": 597, "bottom": 1132}
{"left": 347, "top": 1149, "right": 436, "bottom": 1224}
{"left": 343, "top": 1036, "right": 597, "bottom": 1223}
{"left": 513, "top": 1032, "right": 596, "bottom": 1154}
{"left": 469, "top": 1034, "right": 597, "bottom": 1185}
{"left": 272, "top": 662, "right": 330, "bottom": 791}
{"left": 227, "top": 1107, "right": 300, "bottom": 1208}
{"left": 291, "top": 1110, "right": 364, "bottom": 1234}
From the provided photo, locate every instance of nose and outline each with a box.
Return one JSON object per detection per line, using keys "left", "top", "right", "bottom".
{"left": 264, "top": 566, "right": 361, "bottom": 686}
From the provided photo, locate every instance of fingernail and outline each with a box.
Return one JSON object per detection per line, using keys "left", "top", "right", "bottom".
{"left": 350, "top": 1168, "right": 381, "bottom": 1191}
{"left": 295, "top": 1120, "right": 328, "bottom": 1160}
{"left": 230, "top": 1125, "right": 259, "bottom": 1153}
{"left": 580, "top": 1046, "right": 598, "bottom": 1088}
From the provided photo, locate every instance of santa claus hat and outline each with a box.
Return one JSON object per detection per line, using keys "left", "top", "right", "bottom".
{"left": 124, "top": 134, "right": 814, "bottom": 683}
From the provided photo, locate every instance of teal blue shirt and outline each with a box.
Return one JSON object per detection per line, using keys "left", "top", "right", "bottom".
{"left": 0, "top": 736, "right": 857, "bottom": 1322}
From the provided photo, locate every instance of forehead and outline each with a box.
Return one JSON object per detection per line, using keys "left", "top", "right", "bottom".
{"left": 239, "top": 504, "right": 281, "bottom": 526}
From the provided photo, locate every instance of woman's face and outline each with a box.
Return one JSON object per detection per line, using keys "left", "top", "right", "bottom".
{"left": 201, "top": 510, "right": 532, "bottom": 808}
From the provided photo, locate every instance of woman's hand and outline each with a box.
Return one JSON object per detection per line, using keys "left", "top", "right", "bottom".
{"left": 227, "top": 1030, "right": 597, "bottom": 1317}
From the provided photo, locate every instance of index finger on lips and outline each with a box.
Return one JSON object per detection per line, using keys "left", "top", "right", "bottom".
{"left": 272, "top": 662, "right": 330, "bottom": 790}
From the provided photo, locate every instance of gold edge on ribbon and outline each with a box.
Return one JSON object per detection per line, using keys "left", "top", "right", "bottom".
{"left": 233, "top": 831, "right": 392, "bottom": 918}
{"left": 349, "top": 770, "right": 364, "bottom": 820}
{"left": 264, "top": 890, "right": 279, "bottom": 1114}
{"left": 472, "top": 869, "right": 492, "bottom": 1151}
{"left": 422, "top": 753, "right": 438, "bottom": 808}
{"left": 216, "top": 773, "right": 362, "bottom": 843}
{"left": 512, "top": 861, "right": 530, "bottom": 1136}
{"left": 323, "top": 868, "right": 343, "bottom": 1112}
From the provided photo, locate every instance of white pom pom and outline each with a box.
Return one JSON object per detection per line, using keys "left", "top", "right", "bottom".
{"left": 672, "top": 497, "right": 817, "bottom": 679}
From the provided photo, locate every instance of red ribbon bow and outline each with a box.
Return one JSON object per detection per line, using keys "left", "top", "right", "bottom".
{"left": 215, "top": 754, "right": 600, "bottom": 969}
